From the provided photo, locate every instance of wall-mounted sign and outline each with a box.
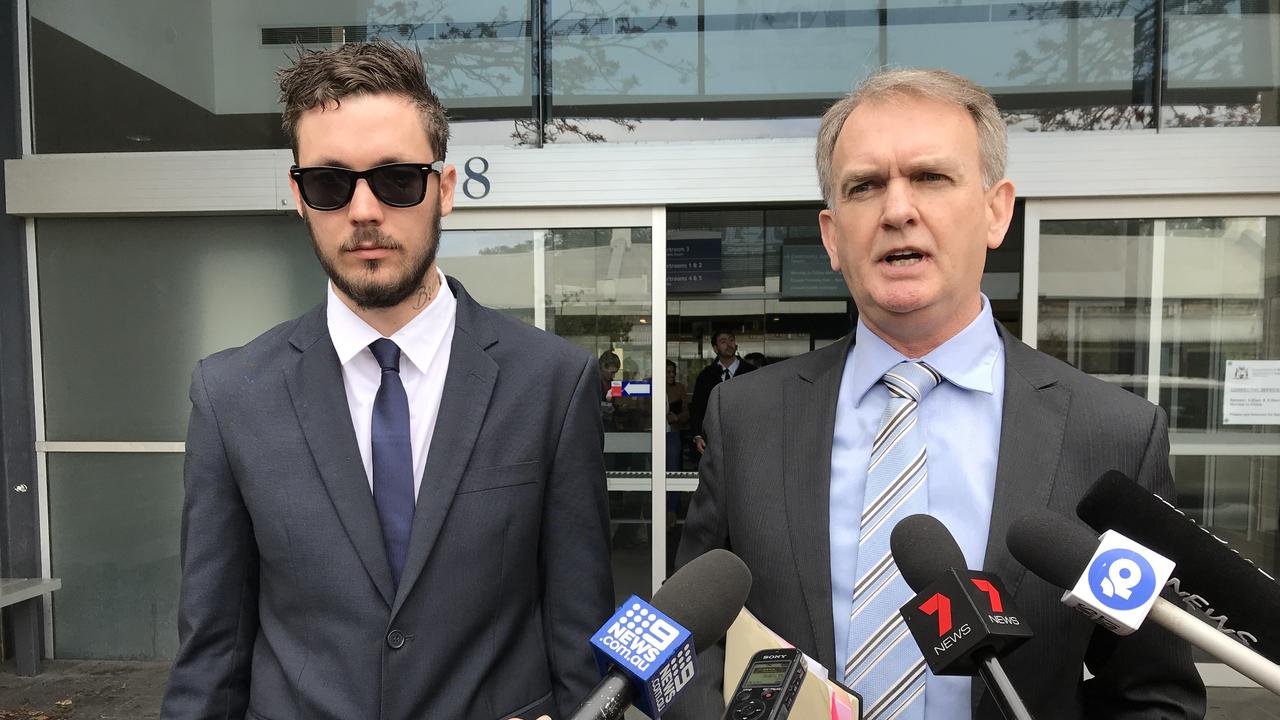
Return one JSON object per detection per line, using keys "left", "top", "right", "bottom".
{"left": 781, "top": 243, "right": 846, "bottom": 298}
{"left": 667, "top": 232, "right": 722, "bottom": 293}
{"left": 1223, "top": 360, "right": 1280, "bottom": 425}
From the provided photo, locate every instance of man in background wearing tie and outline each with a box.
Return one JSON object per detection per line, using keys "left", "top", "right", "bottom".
{"left": 160, "top": 41, "right": 613, "bottom": 720}
{"left": 689, "top": 329, "right": 756, "bottom": 454}
{"left": 669, "top": 68, "right": 1204, "bottom": 719}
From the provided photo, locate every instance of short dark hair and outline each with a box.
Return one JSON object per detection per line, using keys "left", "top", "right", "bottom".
{"left": 711, "top": 330, "right": 736, "bottom": 345}
{"left": 277, "top": 40, "right": 449, "bottom": 162}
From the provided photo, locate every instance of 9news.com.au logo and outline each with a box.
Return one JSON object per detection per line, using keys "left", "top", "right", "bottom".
{"left": 1087, "top": 548, "right": 1157, "bottom": 611}
{"left": 589, "top": 596, "right": 697, "bottom": 717}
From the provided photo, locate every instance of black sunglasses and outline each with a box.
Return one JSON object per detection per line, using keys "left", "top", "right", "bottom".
{"left": 290, "top": 161, "right": 445, "bottom": 211}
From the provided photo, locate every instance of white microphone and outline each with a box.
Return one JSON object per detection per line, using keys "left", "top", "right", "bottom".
{"left": 1007, "top": 509, "right": 1280, "bottom": 696}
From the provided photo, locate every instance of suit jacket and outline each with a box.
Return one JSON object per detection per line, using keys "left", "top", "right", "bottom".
{"left": 161, "top": 277, "right": 614, "bottom": 720}
{"left": 688, "top": 358, "right": 757, "bottom": 439}
{"left": 669, "top": 324, "right": 1206, "bottom": 720}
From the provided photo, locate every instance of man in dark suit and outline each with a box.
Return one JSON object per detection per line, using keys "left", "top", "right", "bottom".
{"left": 670, "top": 69, "right": 1205, "bottom": 720}
{"left": 160, "top": 42, "right": 613, "bottom": 720}
{"left": 688, "top": 330, "right": 756, "bottom": 454}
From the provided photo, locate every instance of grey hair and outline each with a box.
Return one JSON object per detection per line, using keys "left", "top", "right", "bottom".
{"left": 815, "top": 68, "right": 1007, "bottom": 207}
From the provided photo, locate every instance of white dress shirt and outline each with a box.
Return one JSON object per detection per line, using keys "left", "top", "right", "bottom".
{"left": 326, "top": 268, "right": 456, "bottom": 499}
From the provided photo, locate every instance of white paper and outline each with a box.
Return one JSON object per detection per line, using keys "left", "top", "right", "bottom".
{"left": 1223, "top": 360, "right": 1280, "bottom": 425}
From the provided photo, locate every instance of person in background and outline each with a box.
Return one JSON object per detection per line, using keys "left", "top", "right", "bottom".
{"left": 688, "top": 330, "right": 756, "bottom": 454}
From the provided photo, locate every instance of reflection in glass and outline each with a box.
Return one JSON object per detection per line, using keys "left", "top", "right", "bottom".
{"left": 1163, "top": 0, "right": 1280, "bottom": 127}
{"left": 1172, "top": 454, "right": 1279, "bottom": 578}
{"left": 1038, "top": 219, "right": 1155, "bottom": 397}
{"left": 29, "top": 0, "right": 533, "bottom": 152}
{"left": 1039, "top": 214, "right": 1280, "bottom": 593}
{"left": 1159, "top": 218, "right": 1280, "bottom": 434}
{"left": 547, "top": 0, "right": 1159, "bottom": 130}
{"left": 49, "top": 454, "right": 184, "bottom": 659}
{"left": 38, "top": 216, "right": 322, "bottom": 442}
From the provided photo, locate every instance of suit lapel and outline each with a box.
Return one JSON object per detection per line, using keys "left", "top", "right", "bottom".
{"left": 284, "top": 306, "right": 396, "bottom": 607}
{"left": 973, "top": 327, "right": 1071, "bottom": 707}
{"left": 392, "top": 279, "right": 498, "bottom": 616}
{"left": 782, "top": 336, "right": 851, "bottom": 671}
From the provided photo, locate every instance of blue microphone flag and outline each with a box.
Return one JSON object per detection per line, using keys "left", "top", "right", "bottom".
{"left": 589, "top": 595, "right": 697, "bottom": 717}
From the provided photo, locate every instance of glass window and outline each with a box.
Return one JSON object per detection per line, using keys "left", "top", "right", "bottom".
{"left": 1038, "top": 219, "right": 1156, "bottom": 398}
{"left": 49, "top": 453, "right": 184, "bottom": 659}
{"left": 37, "top": 216, "right": 322, "bottom": 442}
{"left": 29, "top": 0, "right": 533, "bottom": 152}
{"left": 37, "top": 216, "right": 657, "bottom": 657}
{"left": 1038, "top": 214, "right": 1280, "bottom": 579}
{"left": 547, "top": 0, "right": 1159, "bottom": 131}
{"left": 1163, "top": 0, "right": 1280, "bottom": 127}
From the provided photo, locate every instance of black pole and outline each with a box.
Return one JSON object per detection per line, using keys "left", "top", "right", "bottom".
{"left": 977, "top": 653, "right": 1035, "bottom": 720}
{"left": 531, "top": 0, "right": 548, "bottom": 147}
{"left": 1, "top": 0, "right": 48, "bottom": 673}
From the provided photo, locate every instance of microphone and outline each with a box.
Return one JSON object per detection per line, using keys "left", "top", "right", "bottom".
{"left": 569, "top": 549, "right": 751, "bottom": 720}
{"left": 890, "top": 514, "right": 1035, "bottom": 720}
{"left": 1007, "top": 509, "right": 1280, "bottom": 695}
{"left": 1077, "top": 470, "right": 1280, "bottom": 662}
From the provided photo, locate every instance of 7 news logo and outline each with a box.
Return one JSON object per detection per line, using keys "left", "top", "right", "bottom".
{"left": 920, "top": 578, "right": 1020, "bottom": 655}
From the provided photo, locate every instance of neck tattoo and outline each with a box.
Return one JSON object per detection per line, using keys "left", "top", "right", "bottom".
{"left": 413, "top": 274, "right": 439, "bottom": 310}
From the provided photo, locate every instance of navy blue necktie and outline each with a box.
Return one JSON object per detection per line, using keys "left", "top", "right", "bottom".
{"left": 369, "top": 338, "right": 416, "bottom": 587}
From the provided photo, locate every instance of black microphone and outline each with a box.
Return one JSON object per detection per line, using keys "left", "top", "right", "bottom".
{"left": 568, "top": 549, "right": 751, "bottom": 720}
{"left": 890, "top": 514, "right": 1035, "bottom": 720}
{"left": 1007, "top": 508, "right": 1280, "bottom": 695}
{"left": 1077, "top": 469, "right": 1280, "bottom": 663}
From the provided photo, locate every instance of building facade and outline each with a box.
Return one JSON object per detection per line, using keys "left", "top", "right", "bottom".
{"left": 1, "top": 0, "right": 1278, "bottom": 689}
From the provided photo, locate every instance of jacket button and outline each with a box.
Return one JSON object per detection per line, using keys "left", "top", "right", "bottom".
{"left": 386, "top": 630, "right": 406, "bottom": 649}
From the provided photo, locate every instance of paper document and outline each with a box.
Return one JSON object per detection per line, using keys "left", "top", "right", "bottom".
{"left": 724, "top": 608, "right": 862, "bottom": 719}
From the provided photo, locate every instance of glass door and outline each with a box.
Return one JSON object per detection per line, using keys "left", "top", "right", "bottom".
{"left": 1025, "top": 195, "right": 1280, "bottom": 686}
{"left": 442, "top": 206, "right": 668, "bottom": 601}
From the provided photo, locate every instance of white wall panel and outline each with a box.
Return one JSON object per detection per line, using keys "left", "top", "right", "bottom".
{"left": 6, "top": 128, "right": 1280, "bottom": 216}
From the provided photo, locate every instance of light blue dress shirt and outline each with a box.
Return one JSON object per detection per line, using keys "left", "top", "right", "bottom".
{"left": 830, "top": 296, "right": 1005, "bottom": 720}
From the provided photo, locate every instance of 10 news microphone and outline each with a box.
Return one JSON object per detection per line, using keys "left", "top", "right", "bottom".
{"left": 564, "top": 469, "right": 1280, "bottom": 720}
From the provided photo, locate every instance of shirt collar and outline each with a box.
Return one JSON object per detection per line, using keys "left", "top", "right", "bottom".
{"left": 326, "top": 267, "right": 456, "bottom": 371}
{"left": 848, "top": 294, "right": 1002, "bottom": 407}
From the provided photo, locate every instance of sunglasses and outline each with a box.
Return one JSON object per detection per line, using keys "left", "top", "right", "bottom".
{"left": 290, "top": 161, "right": 445, "bottom": 211}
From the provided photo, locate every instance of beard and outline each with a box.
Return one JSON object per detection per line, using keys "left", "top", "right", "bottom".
{"left": 305, "top": 212, "right": 440, "bottom": 310}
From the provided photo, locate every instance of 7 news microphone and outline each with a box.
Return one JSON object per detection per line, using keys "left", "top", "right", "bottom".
{"left": 1077, "top": 469, "right": 1280, "bottom": 663}
{"left": 1006, "top": 507, "right": 1280, "bottom": 695}
{"left": 567, "top": 548, "right": 752, "bottom": 720}
{"left": 889, "top": 514, "right": 1035, "bottom": 720}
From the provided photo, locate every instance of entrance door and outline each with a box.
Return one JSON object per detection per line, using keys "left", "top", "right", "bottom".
{"left": 1025, "top": 195, "right": 1280, "bottom": 687}
{"left": 442, "top": 206, "right": 670, "bottom": 600}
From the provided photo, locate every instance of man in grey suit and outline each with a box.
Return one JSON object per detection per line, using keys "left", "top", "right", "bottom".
{"left": 160, "top": 42, "right": 613, "bottom": 720}
{"left": 670, "top": 69, "right": 1205, "bottom": 719}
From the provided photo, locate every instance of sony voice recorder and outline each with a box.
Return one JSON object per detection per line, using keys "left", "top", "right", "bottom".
{"left": 723, "top": 648, "right": 806, "bottom": 720}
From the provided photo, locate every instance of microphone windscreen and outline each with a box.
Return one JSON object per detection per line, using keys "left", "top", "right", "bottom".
{"left": 890, "top": 513, "right": 967, "bottom": 591}
{"left": 1077, "top": 470, "right": 1280, "bottom": 661}
{"left": 654, "top": 549, "right": 752, "bottom": 653}
{"left": 1006, "top": 509, "right": 1100, "bottom": 590}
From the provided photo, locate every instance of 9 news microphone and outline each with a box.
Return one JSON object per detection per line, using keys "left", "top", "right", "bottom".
{"left": 1077, "top": 470, "right": 1280, "bottom": 662}
{"left": 1007, "top": 509, "right": 1280, "bottom": 695}
{"left": 890, "top": 514, "right": 1035, "bottom": 720}
{"left": 568, "top": 549, "right": 751, "bottom": 720}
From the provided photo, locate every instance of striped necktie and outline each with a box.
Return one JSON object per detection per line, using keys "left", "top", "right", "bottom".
{"left": 843, "top": 361, "right": 941, "bottom": 720}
